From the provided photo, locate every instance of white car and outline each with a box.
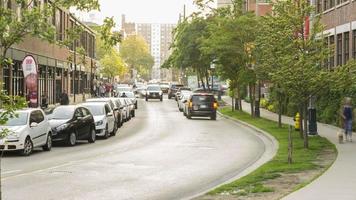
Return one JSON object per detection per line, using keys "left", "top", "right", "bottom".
{"left": 80, "top": 102, "right": 116, "bottom": 138}
{"left": 178, "top": 91, "right": 193, "bottom": 112}
{"left": 0, "top": 108, "right": 52, "bottom": 156}
{"left": 119, "top": 91, "right": 138, "bottom": 109}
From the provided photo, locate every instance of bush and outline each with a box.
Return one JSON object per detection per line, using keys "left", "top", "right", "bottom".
{"left": 260, "top": 98, "right": 269, "bottom": 108}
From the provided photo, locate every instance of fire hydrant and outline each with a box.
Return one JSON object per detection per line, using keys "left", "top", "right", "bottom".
{"left": 293, "top": 112, "right": 300, "bottom": 131}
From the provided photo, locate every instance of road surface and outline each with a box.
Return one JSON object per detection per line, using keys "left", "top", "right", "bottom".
{"left": 2, "top": 96, "right": 273, "bottom": 200}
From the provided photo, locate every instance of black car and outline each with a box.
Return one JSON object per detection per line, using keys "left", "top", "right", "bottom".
{"left": 49, "top": 105, "right": 96, "bottom": 146}
{"left": 168, "top": 84, "right": 184, "bottom": 99}
{"left": 184, "top": 93, "right": 218, "bottom": 120}
{"left": 146, "top": 85, "right": 163, "bottom": 101}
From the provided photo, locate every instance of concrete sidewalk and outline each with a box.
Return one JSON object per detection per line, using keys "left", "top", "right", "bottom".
{"left": 222, "top": 96, "right": 356, "bottom": 200}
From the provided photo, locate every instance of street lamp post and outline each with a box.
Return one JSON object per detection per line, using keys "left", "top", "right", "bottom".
{"left": 210, "top": 62, "right": 215, "bottom": 92}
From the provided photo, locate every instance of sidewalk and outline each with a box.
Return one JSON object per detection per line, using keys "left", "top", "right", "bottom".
{"left": 222, "top": 96, "right": 356, "bottom": 200}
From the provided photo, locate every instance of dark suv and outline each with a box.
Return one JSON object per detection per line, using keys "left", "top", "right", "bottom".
{"left": 146, "top": 85, "right": 163, "bottom": 101}
{"left": 168, "top": 84, "right": 184, "bottom": 99}
{"left": 184, "top": 93, "right": 218, "bottom": 120}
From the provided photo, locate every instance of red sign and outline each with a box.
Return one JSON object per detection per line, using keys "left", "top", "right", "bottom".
{"left": 22, "top": 55, "right": 38, "bottom": 108}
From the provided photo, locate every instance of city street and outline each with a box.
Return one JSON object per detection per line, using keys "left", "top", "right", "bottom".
{"left": 2, "top": 96, "right": 272, "bottom": 200}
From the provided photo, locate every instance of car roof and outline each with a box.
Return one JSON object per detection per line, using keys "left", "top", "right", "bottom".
{"left": 80, "top": 102, "right": 107, "bottom": 106}
{"left": 192, "top": 93, "right": 214, "bottom": 96}
{"left": 11, "top": 108, "right": 42, "bottom": 113}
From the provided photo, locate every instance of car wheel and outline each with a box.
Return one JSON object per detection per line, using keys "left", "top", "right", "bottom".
{"left": 21, "top": 137, "right": 33, "bottom": 156}
{"left": 145, "top": 97, "right": 148, "bottom": 101}
{"left": 135, "top": 103, "right": 138, "bottom": 109}
{"left": 88, "top": 128, "right": 96, "bottom": 143}
{"left": 187, "top": 112, "right": 192, "bottom": 119}
{"left": 67, "top": 132, "right": 77, "bottom": 146}
{"left": 112, "top": 123, "right": 117, "bottom": 136}
{"left": 179, "top": 108, "right": 183, "bottom": 112}
{"left": 104, "top": 124, "right": 110, "bottom": 139}
{"left": 168, "top": 95, "right": 171, "bottom": 99}
{"left": 42, "top": 134, "right": 52, "bottom": 151}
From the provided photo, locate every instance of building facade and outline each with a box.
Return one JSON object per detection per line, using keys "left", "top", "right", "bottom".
{"left": 5, "top": 1, "right": 96, "bottom": 105}
{"left": 314, "top": 0, "right": 356, "bottom": 68}
{"left": 217, "top": 0, "right": 272, "bottom": 16}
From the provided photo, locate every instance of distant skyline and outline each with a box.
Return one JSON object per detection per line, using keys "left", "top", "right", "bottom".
{"left": 73, "top": 0, "right": 209, "bottom": 28}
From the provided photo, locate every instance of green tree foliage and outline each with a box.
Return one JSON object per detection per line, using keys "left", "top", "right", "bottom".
{"left": 100, "top": 50, "right": 127, "bottom": 80}
{"left": 120, "top": 35, "right": 154, "bottom": 80}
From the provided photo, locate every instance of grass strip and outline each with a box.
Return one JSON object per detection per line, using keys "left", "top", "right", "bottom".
{"left": 208, "top": 107, "right": 337, "bottom": 196}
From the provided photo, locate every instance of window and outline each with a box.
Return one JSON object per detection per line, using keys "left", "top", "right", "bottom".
{"left": 344, "top": 32, "right": 349, "bottom": 64}
{"left": 316, "top": 0, "right": 322, "bottom": 13}
{"left": 330, "top": 35, "right": 335, "bottom": 68}
{"left": 30, "top": 111, "right": 44, "bottom": 124}
{"left": 74, "top": 109, "right": 83, "bottom": 118}
{"left": 353, "top": 30, "right": 356, "bottom": 59}
{"left": 104, "top": 104, "right": 112, "bottom": 114}
{"left": 337, "top": 34, "right": 342, "bottom": 66}
{"left": 81, "top": 108, "right": 90, "bottom": 116}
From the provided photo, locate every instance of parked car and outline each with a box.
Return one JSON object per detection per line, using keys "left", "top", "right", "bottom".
{"left": 119, "top": 91, "right": 138, "bottom": 109}
{"left": 0, "top": 108, "right": 52, "bottom": 156}
{"left": 86, "top": 98, "right": 122, "bottom": 129}
{"left": 115, "top": 86, "right": 132, "bottom": 97}
{"left": 178, "top": 91, "right": 193, "bottom": 112}
{"left": 175, "top": 87, "right": 191, "bottom": 101}
{"left": 80, "top": 102, "right": 116, "bottom": 138}
{"left": 183, "top": 93, "right": 218, "bottom": 120}
{"left": 146, "top": 85, "right": 163, "bottom": 101}
{"left": 49, "top": 105, "right": 96, "bottom": 146}
{"left": 168, "top": 83, "right": 184, "bottom": 99}
{"left": 160, "top": 83, "right": 170, "bottom": 93}
{"left": 124, "top": 98, "right": 136, "bottom": 118}
{"left": 117, "top": 98, "right": 130, "bottom": 122}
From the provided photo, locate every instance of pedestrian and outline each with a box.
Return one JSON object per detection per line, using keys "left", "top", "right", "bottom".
{"left": 99, "top": 84, "right": 106, "bottom": 97}
{"left": 41, "top": 93, "right": 48, "bottom": 109}
{"left": 60, "top": 90, "right": 69, "bottom": 105}
{"left": 342, "top": 97, "right": 353, "bottom": 142}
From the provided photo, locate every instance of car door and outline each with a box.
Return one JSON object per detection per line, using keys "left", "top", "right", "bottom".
{"left": 104, "top": 104, "right": 115, "bottom": 132}
{"left": 73, "top": 108, "right": 86, "bottom": 139}
{"left": 80, "top": 107, "right": 92, "bottom": 137}
{"left": 29, "top": 110, "right": 47, "bottom": 146}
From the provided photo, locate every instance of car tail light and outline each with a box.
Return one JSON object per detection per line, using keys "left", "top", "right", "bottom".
{"left": 213, "top": 102, "right": 218, "bottom": 109}
{"left": 188, "top": 101, "right": 193, "bottom": 108}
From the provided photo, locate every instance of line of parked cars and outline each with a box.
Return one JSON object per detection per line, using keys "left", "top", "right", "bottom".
{"left": 174, "top": 86, "right": 219, "bottom": 120}
{"left": 0, "top": 91, "right": 138, "bottom": 156}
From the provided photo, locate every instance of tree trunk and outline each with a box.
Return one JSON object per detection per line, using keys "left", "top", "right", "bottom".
{"left": 299, "top": 104, "right": 304, "bottom": 139}
{"left": 205, "top": 74, "right": 210, "bottom": 91}
{"left": 231, "top": 97, "right": 234, "bottom": 111}
{"left": 278, "top": 98, "right": 282, "bottom": 128}
{"left": 249, "top": 84, "right": 255, "bottom": 117}
{"left": 255, "top": 81, "right": 261, "bottom": 118}
{"left": 237, "top": 86, "right": 242, "bottom": 111}
{"left": 303, "top": 101, "right": 309, "bottom": 149}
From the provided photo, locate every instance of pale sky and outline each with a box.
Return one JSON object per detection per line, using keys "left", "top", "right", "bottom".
{"left": 74, "top": 0, "right": 209, "bottom": 27}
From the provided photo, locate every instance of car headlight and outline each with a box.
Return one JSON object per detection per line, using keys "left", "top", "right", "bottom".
{"left": 56, "top": 123, "right": 69, "bottom": 132}
{"left": 96, "top": 120, "right": 104, "bottom": 126}
{"left": 7, "top": 133, "right": 20, "bottom": 140}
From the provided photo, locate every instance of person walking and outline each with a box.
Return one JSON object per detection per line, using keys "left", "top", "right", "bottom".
{"left": 342, "top": 97, "right": 353, "bottom": 142}
{"left": 60, "top": 90, "right": 69, "bottom": 105}
{"left": 99, "top": 84, "right": 106, "bottom": 97}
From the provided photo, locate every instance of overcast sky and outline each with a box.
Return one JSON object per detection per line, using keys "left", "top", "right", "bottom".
{"left": 74, "top": 0, "right": 209, "bottom": 27}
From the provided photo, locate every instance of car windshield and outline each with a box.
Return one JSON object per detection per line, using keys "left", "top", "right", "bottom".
{"left": 124, "top": 92, "right": 135, "bottom": 98}
{"left": 172, "top": 84, "right": 183, "bottom": 89}
{"left": 147, "top": 86, "right": 161, "bottom": 91}
{"left": 83, "top": 104, "right": 104, "bottom": 116}
{"left": 192, "top": 95, "right": 214, "bottom": 103}
{"left": 52, "top": 107, "right": 74, "bottom": 119}
{"left": 3, "top": 112, "right": 28, "bottom": 126}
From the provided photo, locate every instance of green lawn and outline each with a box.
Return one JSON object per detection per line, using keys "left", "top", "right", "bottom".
{"left": 208, "top": 107, "right": 337, "bottom": 196}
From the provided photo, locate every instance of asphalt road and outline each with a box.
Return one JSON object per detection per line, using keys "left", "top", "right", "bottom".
{"left": 2, "top": 96, "right": 270, "bottom": 200}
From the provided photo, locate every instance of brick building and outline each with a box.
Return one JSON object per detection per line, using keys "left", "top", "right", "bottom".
{"left": 217, "top": 0, "right": 272, "bottom": 16}
{"left": 4, "top": 1, "right": 96, "bottom": 105}
{"left": 315, "top": 0, "right": 356, "bottom": 68}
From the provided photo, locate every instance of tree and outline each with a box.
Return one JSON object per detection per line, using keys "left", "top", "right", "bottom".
{"left": 257, "top": 0, "right": 330, "bottom": 148}
{"left": 120, "top": 35, "right": 154, "bottom": 80}
{"left": 100, "top": 50, "right": 127, "bottom": 81}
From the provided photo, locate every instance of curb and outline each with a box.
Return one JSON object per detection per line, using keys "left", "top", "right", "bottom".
{"left": 185, "top": 111, "right": 279, "bottom": 200}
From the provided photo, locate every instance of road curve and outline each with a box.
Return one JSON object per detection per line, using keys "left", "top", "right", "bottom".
{"left": 3, "top": 97, "right": 274, "bottom": 200}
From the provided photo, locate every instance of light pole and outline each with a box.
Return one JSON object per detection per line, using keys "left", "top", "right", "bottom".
{"left": 210, "top": 62, "right": 215, "bottom": 92}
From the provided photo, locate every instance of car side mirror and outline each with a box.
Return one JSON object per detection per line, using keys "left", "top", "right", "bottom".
{"left": 30, "top": 122, "right": 38, "bottom": 128}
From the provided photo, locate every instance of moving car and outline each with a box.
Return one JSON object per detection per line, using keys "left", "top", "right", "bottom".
{"left": 160, "top": 83, "right": 170, "bottom": 93}
{"left": 49, "top": 105, "right": 96, "bottom": 146}
{"left": 80, "top": 102, "right": 116, "bottom": 138}
{"left": 168, "top": 83, "right": 184, "bottom": 99}
{"left": 119, "top": 91, "right": 138, "bottom": 109}
{"left": 183, "top": 93, "right": 218, "bottom": 120}
{"left": 146, "top": 85, "right": 163, "bottom": 101}
{"left": 0, "top": 108, "right": 52, "bottom": 156}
